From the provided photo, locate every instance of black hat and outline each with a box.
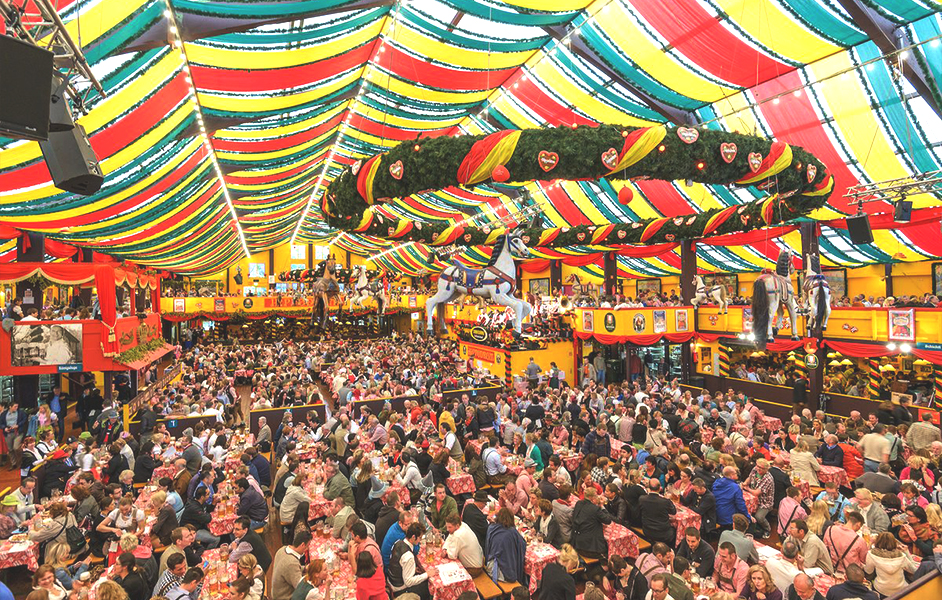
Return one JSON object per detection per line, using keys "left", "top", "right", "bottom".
{"left": 474, "top": 490, "right": 489, "bottom": 502}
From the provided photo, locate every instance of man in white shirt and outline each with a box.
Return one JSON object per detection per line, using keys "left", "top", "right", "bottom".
{"left": 443, "top": 513, "right": 484, "bottom": 576}
{"left": 764, "top": 540, "right": 804, "bottom": 593}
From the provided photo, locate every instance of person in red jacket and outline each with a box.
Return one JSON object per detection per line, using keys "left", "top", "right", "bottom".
{"left": 355, "top": 550, "right": 388, "bottom": 600}
{"left": 838, "top": 434, "right": 864, "bottom": 480}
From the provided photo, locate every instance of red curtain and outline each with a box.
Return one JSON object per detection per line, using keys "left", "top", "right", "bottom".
{"left": 44, "top": 239, "right": 78, "bottom": 258}
{"left": 575, "top": 331, "right": 696, "bottom": 345}
{"left": 823, "top": 340, "right": 897, "bottom": 358}
{"left": 616, "top": 243, "right": 679, "bottom": 258}
{"left": 765, "top": 338, "right": 808, "bottom": 352}
{"left": 519, "top": 259, "right": 550, "bottom": 273}
{"left": 0, "top": 263, "right": 118, "bottom": 354}
{"left": 151, "top": 275, "right": 161, "bottom": 314}
{"left": 702, "top": 226, "right": 799, "bottom": 246}
{"left": 913, "top": 349, "right": 942, "bottom": 365}
{"left": 695, "top": 332, "right": 729, "bottom": 342}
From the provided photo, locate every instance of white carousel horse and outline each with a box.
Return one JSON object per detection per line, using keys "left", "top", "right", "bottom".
{"left": 347, "top": 266, "right": 388, "bottom": 314}
{"left": 310, "top": 256, "right": 341, "bottom": 329}
{"left": 426, "top": 233, "right": 531, "bottom": 335}
{"left": 803, "top": 252, "right": 831, "bottom": 335}
{"left": 691, "top": 275, "right": 729, "bottom": 313}
{"left": 752, "top": 247, "right": 801, "bottom": 349}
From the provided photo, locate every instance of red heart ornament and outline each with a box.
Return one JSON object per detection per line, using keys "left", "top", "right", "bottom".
{"left": 601, "top": 148, "right": 619, "bottom": 170}
{"left": 576, "top": 232, "right": 586, "bottom": 242}
{"left": 389, "top": 160, "right": 404, "bottom": 180}
{"left": 538, "top": 151, "right": 559, "bottom": 172}
{"left": 677, "top": 127, "right": 699, "bottom": 144}
{"left": 806, "top": 164, "right": 817, "bottom": 183}
{"left": 351, "top": 160, "right": 363, "bottom": 175}
{"left": 482, "top": 226, "right": 491, "bottom": 235}
{"left": 616, "top": 230, "right": 627, "bottom": 239}
{"left": 673, "top": 217, "right": 684, "bottom": 226}
{"left": 665, "top": 234, "right": 675, "bottom": 241}
{"left": 463, "top": 233, "right": 472, "bottom": 242}
{"left": 747, "top": 153, "right": 762, "bottom": 173}
{"left": 720, "top": 143, "right": 737, "bottom": 163}
{"left": 387, "top": 227, "right": 395, "bottom": 236}
{"left": 522, "top": 236, "right": 530, "bottom": 244}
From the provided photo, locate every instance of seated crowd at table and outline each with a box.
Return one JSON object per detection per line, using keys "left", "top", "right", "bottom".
{"left": 2, "top": 334, "right": 942, "bottom": 600}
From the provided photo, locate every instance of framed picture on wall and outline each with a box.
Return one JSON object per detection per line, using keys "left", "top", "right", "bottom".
{"left": 823, "top": 269, "right": 847, "bottom": 302}
{"left": 933, "top": 263, "right": 942, "bottom": 297}
{"left": 888, "top": 308, "right": 916, "bottom": 341}
{"left": 676, "top": 309, "right": 689, "bottom": 332}
{"left": 529, "top": 278, "right": 550, "bottom": 297}
{"left": 704, "top": 274, "right": 738, "bottom": 298}
{"left": 582, "top": 310, "right": 594, "bottom": 332}
{"left": 637, "top": 278, "right": 661, "bottom": 296}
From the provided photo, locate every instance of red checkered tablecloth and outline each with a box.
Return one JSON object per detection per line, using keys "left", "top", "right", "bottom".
{"left": 744, "top": 492, "right": 758, "bottom": 515}
{"left": 421, "top": 546, "right": 476, "bottom": 600}
{"left": 468, "top": 439, "right": 484, "bottom": 455}
{"left": 604, "top": 522, "right": 639, "bottom": 559}
{"left": 671, "top": 505, "right": 701, "bottom": 547}
{"left": 758, "top": 415, "right": 783, "bottom": 433}
{"left": 526, "top": 543, "right": 560, "bottom": 594}
{"left": 202, "top": 548, "right": 238, "bottom": 599}
{"left": 818, "top": 466, "right": 850, "bottom": 488}
{"left": 308, "top": 536, "right": 357, "bottom": 600}
{"left": 447, "top": 473, "right": 476, "bottom": 495}
{"left": 152, "top": 465, "right": 176, "bottom": 481}
{"left": 0, "top": 540, "right": 40, "bottom": 571}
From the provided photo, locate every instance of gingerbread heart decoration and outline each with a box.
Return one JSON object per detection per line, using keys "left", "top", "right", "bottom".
{"left": 538, "top": 151, "right": 559, "bottom": 172}
{"left": 616, "top": 229, "right": 627, "bottom": 240}
{"left": 415, "top": 222, "right": 422, "bottom": 230}
{"left": 673, "top": 217, "right": 684, "bottom": 226}
{"left": 806, "top": 164, "right": 817, "bottom": 183}
{"left": 601, "top": 148, "right": 619, "bottom": 170}
{"left": 463, "top": 233, "right": 472, "bottom": 243}
{"left": 387, "top": 226, "right": 396, "bottom": 236}
{"left": 747, "top": 153, "right": 762, "bottom": 173}
{"left": 576, "top": 232, "right": 586, "bottom": 242}
{"left": 482, "top": 226, "right": 491, "bottom": 235}
{"left": 677, "top": 127, "right": 699, "bottom": 144}
{"left": 351, "top": 160, "right": 363, "bottom": 175}
{"left": 686, "top": 216, "right": 697, "bottom": 225}
{"left": 720, "top": 143, "right": 737, "bottom": 163}
{"left": 631, "top": 222, "right": 643, "bottom": 229}
{"left": 665, "top": 234, "right": 676, "bottom": 241}
{"left": 388, "top": 160, "right": 404, "bottom": 180}
{"left": 522, "top": 236, "right": 530, "bottom": 244}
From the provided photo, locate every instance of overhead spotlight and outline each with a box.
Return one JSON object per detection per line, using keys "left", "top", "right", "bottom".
{"left": 894, "top": 195, "right": 912, "bottom": 222}
{"left": 899, "top": 343, "right": 912, "bottom": 353}
{"left": 886, "top": 342, "right": 897, "bottom": 351}
{"left": 747, "top": 333, "right": 756, "bottom": 341}
{"left": 899, "top": 50, "right": 910, "bottom": 60}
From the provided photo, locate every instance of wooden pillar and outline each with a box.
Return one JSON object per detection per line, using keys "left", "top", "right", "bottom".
{"left": 800, "top": 222, "right": 824, "bottom": 411}
{"left": 549, "top": 260, "right": 562, "bottom": 295}
{"left": 225, "top": 268, "right": 230, "bottom": 294}
{"left": 885, "top": 263, "right": 893, "bottom": 299}
{"left": 14, "top": 233, "right": 44, "bottom": 407}
{"left": 680, "top": 241, "right": 697, "bottom": 381}
{"left": 308, "top": 244, "right": 314, "bottom": 270}
{"left": 603, "top": 252, "right": 617, "bottom": 297}
{"left": 268, "top": 249, "right": 275, "bottom": 288}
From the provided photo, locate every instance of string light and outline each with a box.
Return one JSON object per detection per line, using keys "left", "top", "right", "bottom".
{"left": 164, "top": 0, "right": 249, "bottom": 259}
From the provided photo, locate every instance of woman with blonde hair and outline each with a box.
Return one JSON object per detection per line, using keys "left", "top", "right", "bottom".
{"left": 237, "top": 554, "right": 265, "bottom": 600}
{"left": 925, "top": 503, "right": 942, "bottom": 532}
{"left": 900, "top": 455, "right": 935, "bottom": 490}
{"left": 95, "top": 580, "right": 129, "bottom": 600}
{"left": 789, "top": 440, "right": 821, "bottom": 486}
{"left": 537, "top": 543, "right": 578, "bottom": 600}
{"left": 740, "top": 564, "right": 781, "bottom": 600}
{"left": 150, "top": 490, "right": 178, "bottom": 547}
{"left": 46, "top": 541, "right": 90, "bottom": 590}
{"left": 805, "top": 500, "right": 833, "bottom": 538}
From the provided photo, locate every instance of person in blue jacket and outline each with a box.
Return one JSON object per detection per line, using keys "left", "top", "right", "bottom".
{"left": 712, "top": 466, "right": 752, "bottom": 529}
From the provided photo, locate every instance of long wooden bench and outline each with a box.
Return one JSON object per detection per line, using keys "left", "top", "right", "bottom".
{"left": 473, "top": 573, "right": 505, "bottom": 600}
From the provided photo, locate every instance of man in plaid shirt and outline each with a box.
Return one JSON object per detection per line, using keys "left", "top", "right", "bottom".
{"left": 743, "top": 458, "right": 775, "bottom": 539}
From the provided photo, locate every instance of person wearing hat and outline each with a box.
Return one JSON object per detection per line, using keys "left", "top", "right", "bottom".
{"left": 462, "top": 491, "right": 490, "bottom": 550}
{"left": 0, "top": 494, "right": 19, "bottom": 539}
{"left": 41, "top": 448, "right": 77, "bottom": 500}
{"left": 99, "top": 408, "right": 123, "bottom": 447}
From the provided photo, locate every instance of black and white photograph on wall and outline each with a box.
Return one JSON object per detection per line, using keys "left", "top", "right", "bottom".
{"left": 11, "top": 323, "right": 83, "bottom": 366}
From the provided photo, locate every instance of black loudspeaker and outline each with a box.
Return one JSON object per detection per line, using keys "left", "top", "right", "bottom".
{"left": 846, "top": 213, "right": 873, "bottom": 244}
{"left": 234, "top": 273, "right": 243, "bottom": 285}
{"left": 39, "top": 123, "right": 103, "bottom": 195}
{"left": 48, "top": 73, "right": 75, "bottom": 132}
{"left": 0, "top": 35, "right": 53, "bottom": 141}
{"left": 894, "top": 200, "right": 912, "bottom": 222}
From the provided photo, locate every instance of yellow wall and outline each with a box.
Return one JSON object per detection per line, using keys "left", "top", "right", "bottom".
{"left": 892, "top": 261, "right": 932, "bottom": 298}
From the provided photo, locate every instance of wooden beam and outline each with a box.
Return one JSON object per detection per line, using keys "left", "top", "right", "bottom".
{"left": 834, "top": 0, "right": 942, "bottom": 119}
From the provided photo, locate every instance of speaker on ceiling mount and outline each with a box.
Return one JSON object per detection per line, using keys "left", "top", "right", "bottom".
{"left": 894, "top": 199, "right": 913, "bottom": 222}
{"left": 39, "top": 122, "right": 103, "bottom": 195}
{"left": 48, "top": 72, "right": 75, "bottom": 132}
{"left": 846, "top": 213, "right": 873, "bottom": 245}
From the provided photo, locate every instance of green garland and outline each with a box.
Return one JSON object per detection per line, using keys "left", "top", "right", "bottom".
{"left": 322, "top": 125, "right": 833, "bottom": 247}
{"left": 114, "top": 337, "right": 166, "bottom": 365}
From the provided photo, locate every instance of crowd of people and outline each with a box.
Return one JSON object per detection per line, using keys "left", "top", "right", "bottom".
{"left": 1, "top": 334, "right": 941, "bottom": 600}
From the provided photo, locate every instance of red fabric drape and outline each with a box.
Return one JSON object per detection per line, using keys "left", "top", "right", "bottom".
{"left": 0, "top": 263, "right": 118, "bottom": 354}
{"left": 92, "top": 252, "right": 117, "bottom": 263}
{"left": 151, "top": 275, "right": 161, "bottom": 314}
{"left": 519, "top": 259, "right": 550, "bottom": 273}
{"left": 695, "top": 332, "right": 729, "bottom": 342}
{"left": 615, "top": 243, "right": 679, "bottom": 257}
{"left": 824, "top": 207, "right": 942, "bottom": 230}
{"left": 575, "top": 331, "right": 696, "bottom": 345}
{"left": 823, "top": 340, "right": 897, "bottom": 358}
{"left": 765, "top": 338, "right": 809, "bottom": 352}
{"left": 701, "top": 226, "right": 799, "bottom": 246}
{"left": 0, "top": 224, "right": 25, "bottom": 242}
{"left": 913, "top": 349, "right": 942, "bottom": 365}
{"left": 43, "top": 239, "right": 78, "bottom": 258}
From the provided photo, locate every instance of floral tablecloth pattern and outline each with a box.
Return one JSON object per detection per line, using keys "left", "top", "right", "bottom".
{"left": 421, "top": 546, "right": 477, "bottom": 600}
{"left": 671, "top": 505, "right": 702, "bottom": 547}
{"left": 447, "top": 472, "right": 476, "bottom": 496}
{"left": 604, "top": 522, "right": 639, "bottom": 559}
{"left": 526, "top": 543, "right": 560, "bottom": 593}
{"left": 0, "top": 540, "right": 40, "bottom": 571}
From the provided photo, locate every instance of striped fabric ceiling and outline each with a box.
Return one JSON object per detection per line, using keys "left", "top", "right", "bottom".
{"left": 0, "top": 0, "right": 940, "bottom": 276}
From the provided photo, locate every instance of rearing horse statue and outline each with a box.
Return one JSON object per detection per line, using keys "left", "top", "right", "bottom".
{"left": 425, "top": 233, "right": 531, "bottom": 335}
{"left": 310, "top": 256, "right": 341, "bottom": 329}
{"left": 752, "top": 248, "right": 800, "bottom": 349}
